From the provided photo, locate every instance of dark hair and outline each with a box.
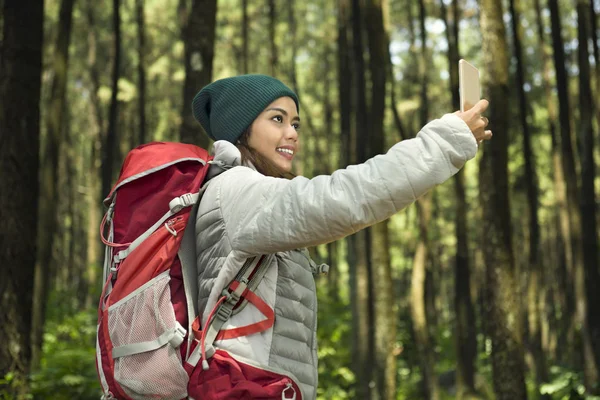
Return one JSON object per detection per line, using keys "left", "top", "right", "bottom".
{"left": 236, "top": 127, "right": 295, "bottom": 180}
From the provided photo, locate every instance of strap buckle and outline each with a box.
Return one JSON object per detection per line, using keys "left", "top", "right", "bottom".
{"left": 169, "top": 193, "right": 196, "bottom": 213}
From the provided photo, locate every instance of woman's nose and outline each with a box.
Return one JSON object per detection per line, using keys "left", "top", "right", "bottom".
{"left": 285, "top": 124, "right": 298, "bottom": 141}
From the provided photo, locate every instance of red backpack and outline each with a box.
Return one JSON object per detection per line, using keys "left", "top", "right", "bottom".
{"left": 96, "top": 142, "right": 300, "bottom": 400}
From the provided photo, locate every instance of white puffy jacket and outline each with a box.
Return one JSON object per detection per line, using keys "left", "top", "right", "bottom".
{"left": 195, "top": 113, "right": 477, "bottom": 399}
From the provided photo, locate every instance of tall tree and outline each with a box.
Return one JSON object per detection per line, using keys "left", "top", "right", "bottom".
{"left": 410, "top": 1, "right": 439, "bottom": 399}
{"left": 548, "top": 0, "right": 597, "bottom": 386}
{"left": 576, "top": 0, "right": 600, "bottom": 390}
{"left": 479, "top": 0, "right": 528, "bottom": 398}
{"left": 508, "top": 0, "right": 549, "bottom": 395}
{"left": 533, "top": 0, "right": 571, "bottom": 358}
{"left": 242, "top": 0, "right": 249, "bottom": 74}
{"left": 268, "top": 0, "right": 277, "bottom": 76}
{"left": 287, "top": 0, "right": 299, "bottom": 94}
{"left": 588, "top": 0, "right": 600, "bottom": 125}
{"left": 179, "top": 0, "right": 217, "bottom": 146}
{"left": 102, "top": 0, "right": 122, "bottom": 200}
{"left": 440, "top": 0, "right": 478, "bottom": 397}
{"left": 324, "top": 46, "right": 340, "bottom": 299}
{"left": 30, "top": 0, "right": 77, "bottom": 372}
{"left": 365, "top": 0, "right": 396, "bottom": 398}
{"left": 349, "top": 0, "right": 375, "bottom": 398}
{"left": 337, "top": 0, "right": 353, "bottom": 307}
{"left": 0, "top": 0, "right": 44, "bottom": 394}
{"left": 136, "top": 0, "right": 147, "bottom": 144}
{"left": 85, "top": 0, "right": 104, "bottom": 294}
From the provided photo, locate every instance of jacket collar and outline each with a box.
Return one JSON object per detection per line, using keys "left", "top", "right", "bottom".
{"left": 206, "top": 140, "right": 256, "bottom": 180}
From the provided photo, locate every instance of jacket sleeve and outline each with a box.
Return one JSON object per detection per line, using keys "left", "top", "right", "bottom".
{"left": 217, "top": 113, "right": 477, "bottom": 255}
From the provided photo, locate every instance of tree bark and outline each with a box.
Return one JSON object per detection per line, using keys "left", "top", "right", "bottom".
{"left": 588, "top": 0, "right": 600, "bottom": 130}
{"left": 268, "top": 0, "right": 277, "bottom": 76}
{"left": 479, "top": 0, "right": 528, "bottom": 398}
{"left": 337, "top": 0, "right": 353, "bottom": 168}
{"left": 323, "top": 46, "right": 340, "bottom": 299}
{"left": 533, "top": 0, "right": 571, "bottom": 360}
{"left": 102, "top": 0, "right": 121, "bottom": 199}
{"left": 242, "top": 0, "right": 249, "bottom": 74}
{"left": 338, "top": 0, "right": 354, "bottom": 313}
{"left": 576, "top": 0, "right": 600, "bottom": 390}
{"left": 85, "top": 0, "right": 103, "bottom": 308}
{"left": 409, "top": 2, "right": 439, "bottom": 399}
{"left": 412, "top": 196, "right": 440, "bottom": 400}
{"left": 136, "top": 0, "right": 147, "bottom": 144}
{"left": 30, "top": 0, "right": 76, "bottom": 372}
{"left": 0, "top": 0, "right": 44, "bottom": 394}
{"left": 179, "top": 0, "right": 217, "bottom": 147}
{"left": 288, "top": 0, "right": 299, "bottom": 94}
{"left": 349, "top": 0, "right": 375, "bottom": 398}
{"left": 365, "top": 1, "right": 395, "bottom": 398}
{"left": 508, "top": 0, "right": 549, "bottom": 396}
{"left": 440, "top": 1, "right": 478, "bottom": 398}
{"left": 548, "top": 0, "right": 598, "bottom": 386}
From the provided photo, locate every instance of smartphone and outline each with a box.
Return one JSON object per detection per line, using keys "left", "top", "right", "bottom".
{"left": 458, "top": 59, "right": 480, "bottom": 112}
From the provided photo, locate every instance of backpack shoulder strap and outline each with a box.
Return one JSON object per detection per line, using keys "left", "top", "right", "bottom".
{"left": 179, "top": 195, "right": 201, "bottom": 361}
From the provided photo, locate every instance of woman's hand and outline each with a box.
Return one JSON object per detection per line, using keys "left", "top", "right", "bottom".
{"left": 454, "top": 99, "right": 492, "bottom": 146}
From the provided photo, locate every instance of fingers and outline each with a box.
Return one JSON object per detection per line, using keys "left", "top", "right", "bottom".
{"left": 476, "top": 130, "right": 493, "bottom": 147}
{"left": 469, "top": 99, "right": 489, "bottom": 115}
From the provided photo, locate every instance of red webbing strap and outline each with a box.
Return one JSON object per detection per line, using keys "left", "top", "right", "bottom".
{"left": 216, "top": 281, "right": 274, "bottom": 340}
{"left": 191, "top": 281, "right": 274, "bottom": 341}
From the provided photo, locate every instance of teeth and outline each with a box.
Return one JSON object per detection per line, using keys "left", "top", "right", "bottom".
{"left": 277, "top": 148, "right": 294, "bottom": 155}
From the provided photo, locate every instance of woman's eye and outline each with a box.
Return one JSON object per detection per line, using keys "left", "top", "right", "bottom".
{"left": 293, "top": 123, "right": 300, "bottom": 131}
{"left": 272, "top": 115, "right": 283, "bottom": 123}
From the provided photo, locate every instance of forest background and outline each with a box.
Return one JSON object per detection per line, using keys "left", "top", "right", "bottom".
{"left": 1, "top": 0, "right": 600, "bottom": 399}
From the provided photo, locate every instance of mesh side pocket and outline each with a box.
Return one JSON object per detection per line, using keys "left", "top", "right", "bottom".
{"left": 108, "top": 272, "right": 188, "bottom": 400}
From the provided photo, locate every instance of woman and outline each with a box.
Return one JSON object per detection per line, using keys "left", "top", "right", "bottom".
{"left": 191, "top": 74, "right": 491, "bottom": 399}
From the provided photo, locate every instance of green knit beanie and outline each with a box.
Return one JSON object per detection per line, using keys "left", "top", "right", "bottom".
{"left": 192, "top": 74, "right": 300, "bottom": 143}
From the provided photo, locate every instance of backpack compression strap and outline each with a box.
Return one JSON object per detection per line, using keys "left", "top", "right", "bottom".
{"left": 186, "top": 254, "right": 273, "bottom": 371}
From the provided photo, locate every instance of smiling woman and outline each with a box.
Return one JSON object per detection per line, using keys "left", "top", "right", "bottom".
{"left": 188, "top": 73, "right": 489, "bottom": 400}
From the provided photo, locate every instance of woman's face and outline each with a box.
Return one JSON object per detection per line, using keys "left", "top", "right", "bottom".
{"left": 247, "top": 97, "right": 300, "bottom": 174}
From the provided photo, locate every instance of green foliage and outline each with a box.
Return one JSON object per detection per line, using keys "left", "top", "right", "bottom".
{"left": 0, "top": 372, "right": 33, "bottom": 400}
{"left": 539, "top": 366, "right": 600, "bottom": 400}
{"left": 315, "top": 281, "right": 355, "bottom": 400}
{"left": 30, "top": 310, "right": 100, "bottom": 400}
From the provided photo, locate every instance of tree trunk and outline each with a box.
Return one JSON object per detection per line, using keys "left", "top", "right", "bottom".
{"left": 85, "top": 0, "right": 103, "bottom": 308}
{"left": 533, "top": 0, "right": 571, "bottom": 360}
{"left": 337, "top": 0, "right": 352, "bottom": 168}
{"left": 440, "top": 1, "right": 478, "bottom": 397}
{"left": 479, "top": 0, "right": 528, "bottom": 398}
{"left": 102, "top": 0, "right": 121, "bottom": 199}
{"left": 179, "top": 0, "right": 217, "bottom": 147}
{"left": 417, "top": 0, "right": 428, "bottom": 127}
{"left": 588, "top": 0, "right": 600, "bottom": 130}
{"left": 288, "top": 0, "right": 299, "bottom": 94}
{"left": 324, "top": 46, "right": 339, "bottom": 299}
{"left": 576, "top": 1, "right": 600, "bottom": 390}
{"left": 268, "top": 0, "right": 277, "bottom": 76}
{"left": 0, "top": 0, "right": 44, "bottom": 394}
{"left": 30, "top": 0, "right": 76, "bottom": 372}
{"left": 242, "top": 0, "right": 249, "bottom": 74}
{"left": 548, "top": 0, "right": 597, "bottom": 386}
{"left": 136, "top": 0, "right": 147, "bottom": 144}
{"left": 365, "top": 1, "right": 395, "bottom": 398}
{"left": 508, "top": 0, "right": 549, "bottom": 396}
{"left": 338, "top": 0, "right": 353, "bottom": 309}
{"left": 349, "top": 0, "right": 375, "bottom": 397}
{"left": 412, "top": 196, "right": 440, "bottom": 400}
{"left": 409, "top": 1, "right": 439, "bottom": 399}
